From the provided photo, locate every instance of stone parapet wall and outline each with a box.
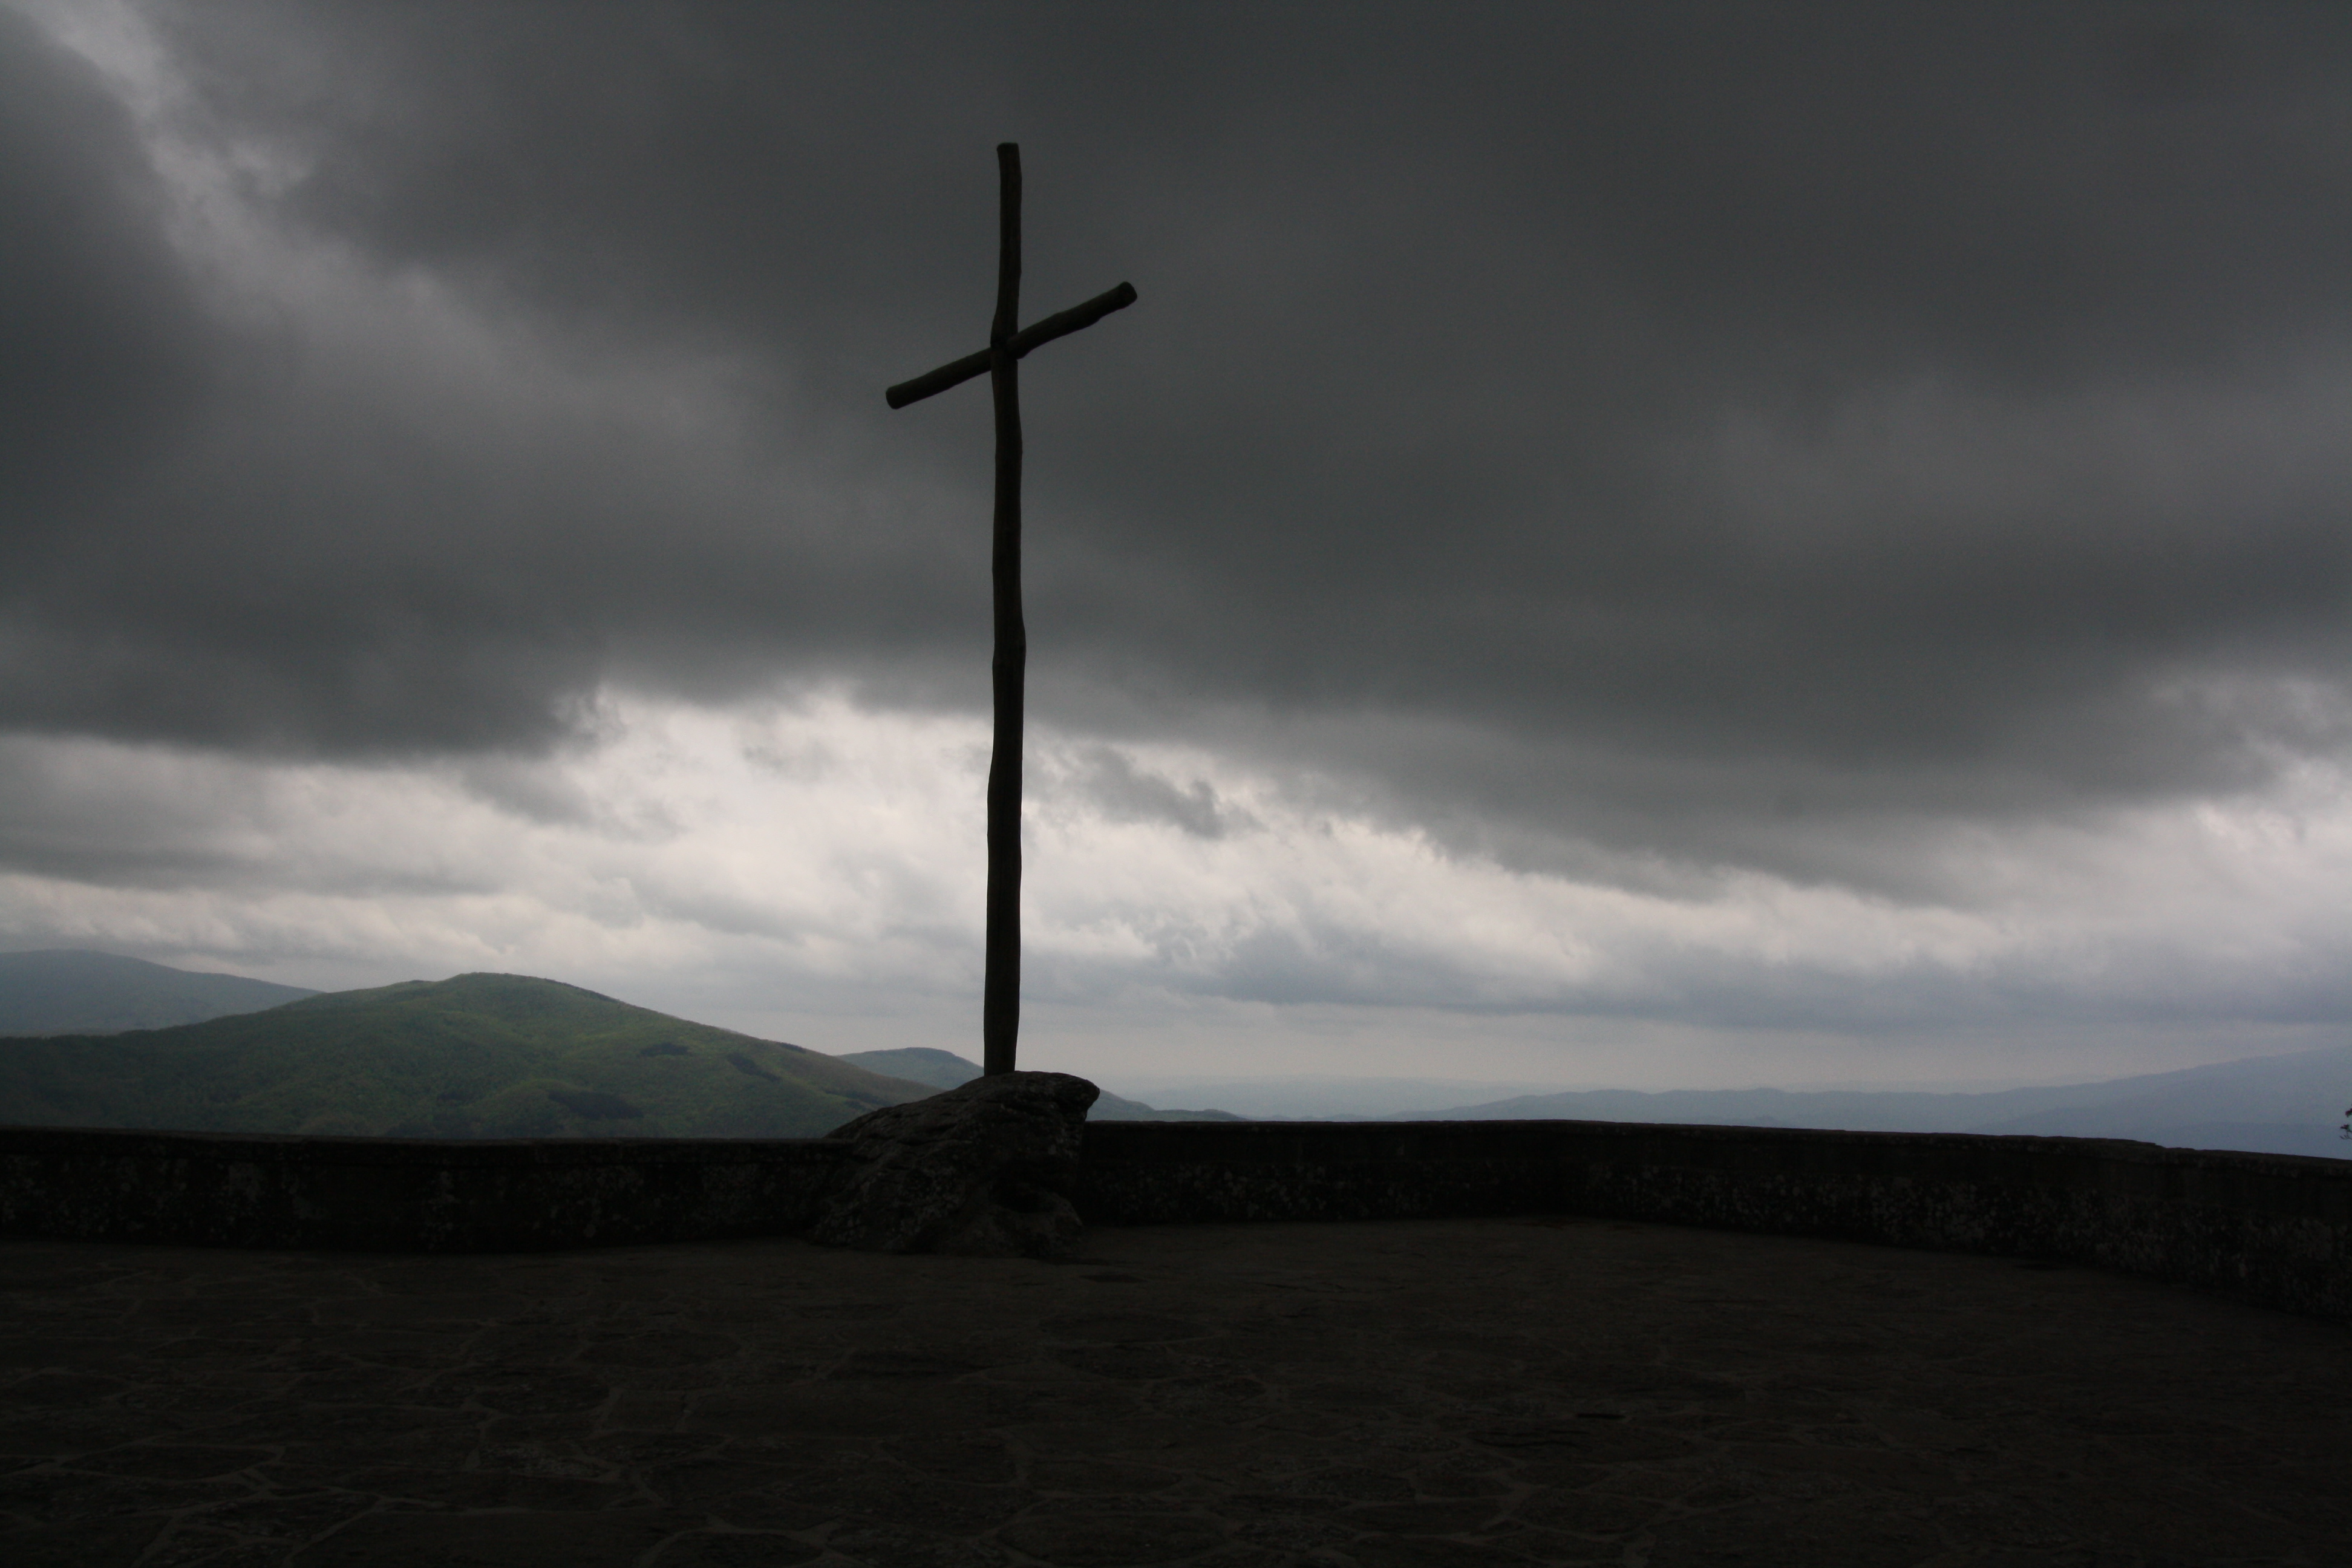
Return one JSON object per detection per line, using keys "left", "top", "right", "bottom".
{"left": 1076, "top": 1119, "right": 2352, "bottom": 1320}
{"left": 2, "top": 1119, "right": 2347, "bottom": 1319}
{"left": 0, "top": 1126, "right": 854, "bottom": 1252}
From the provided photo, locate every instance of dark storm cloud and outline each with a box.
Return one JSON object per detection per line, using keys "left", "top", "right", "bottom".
{"left": 4, "top": 1, "right": 2347, "bottom": 879}
{"left": 0, "top": 7, "right": 211, "bottom": 508}
{"left": 1060, "top": 746, "right": 1249, "bottom": 841}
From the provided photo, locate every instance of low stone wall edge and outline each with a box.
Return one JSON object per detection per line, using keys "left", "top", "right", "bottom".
{"left": 0, "top": 1125, "right": 858, "bottom": 1252}
{"left": 1, "top": 1119, "right": 2345, "bottom": 1321}
{"left": 1073, "top": 1119, "right": 2352, "bottom": 1320}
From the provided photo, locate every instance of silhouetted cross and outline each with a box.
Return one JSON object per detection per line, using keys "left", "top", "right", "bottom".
{"left": 887, "top": 143, "right": 1136, "bottom": 1076}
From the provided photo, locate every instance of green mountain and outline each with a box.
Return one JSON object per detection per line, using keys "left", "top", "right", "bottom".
{"left": 0, "top": 972, "right": 936, "bottom": 1138}
{"left": 834, "top": 1047, "right": 1247, "bottom": 1122}
{"left": 0, "top": 950, "right": 317, "bottom": 1036}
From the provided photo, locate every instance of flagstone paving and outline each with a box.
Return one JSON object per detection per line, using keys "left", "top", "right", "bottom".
{"left": 2, "top": 1217, "right": 2345, "bottom": 1567}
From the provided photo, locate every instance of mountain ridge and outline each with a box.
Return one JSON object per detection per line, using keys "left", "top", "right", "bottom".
{"left": 1395, "top": 1042, "right": 2352, "bottom": 1160}
{"left": 0, "top": 949, "right": 316, "bottom": 1036}
{"left": 0, "top": 971, "right": 936, "bottom": 1138}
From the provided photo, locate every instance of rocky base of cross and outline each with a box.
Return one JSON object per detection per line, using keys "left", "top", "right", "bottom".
{"left": 807, "top": 1070, "right": 1100, "bottom": 1258}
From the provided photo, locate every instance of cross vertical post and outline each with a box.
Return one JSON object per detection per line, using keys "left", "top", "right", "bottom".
{"left": 887, "top": 143, "right": 1136, "bottom": 1076}
{"left": 984, "top": 144, "right": 1024, "bottom": 1079}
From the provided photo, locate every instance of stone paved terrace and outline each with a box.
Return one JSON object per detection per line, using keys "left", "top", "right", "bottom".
{"left": 3, "top": 1218, "right": 2345, "bottom": 1568}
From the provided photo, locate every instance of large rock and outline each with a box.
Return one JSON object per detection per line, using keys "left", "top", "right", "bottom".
{"left": 806, "top": 1071, "right": 1099, "bottom": 1257}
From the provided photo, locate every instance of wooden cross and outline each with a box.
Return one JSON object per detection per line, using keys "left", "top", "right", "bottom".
{"left": 886, "top": 143, "right": 1136, "bottom": 1077}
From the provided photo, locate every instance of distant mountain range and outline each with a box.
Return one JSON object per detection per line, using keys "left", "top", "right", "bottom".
{"left": 0, "top": 953, "right": 1240, "bottom": 1134}
{"left": 0, "top": 970, "right": 936, "bottom": 1138}
{"left": 835, "top": 1047, "right": 1243, "bottom": 1122}
{"left": 1397, "top": 1047, "right": 2352, "bottom": 1161}
{"left": 1, "top": 950, "right": 317, "bottom": 1036}
{"left": 2, "top": 950, "right": 2340, "bottom": 1156}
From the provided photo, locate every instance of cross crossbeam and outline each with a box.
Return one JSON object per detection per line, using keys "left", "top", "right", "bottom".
{"left": 886, "top": 143, "right": 1136, "bottom": 1076}
{"left": 886, "top": 282, "right": 1137, "bottom": 410}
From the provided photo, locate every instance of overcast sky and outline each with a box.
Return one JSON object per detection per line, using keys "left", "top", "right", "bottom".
{"left": 4, "top": 1, "right": 2347, "bottom": 1091}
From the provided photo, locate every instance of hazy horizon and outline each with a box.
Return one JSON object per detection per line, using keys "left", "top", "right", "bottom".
{"left": 8, "top": 946, "right": 2339, "bottom": 1110}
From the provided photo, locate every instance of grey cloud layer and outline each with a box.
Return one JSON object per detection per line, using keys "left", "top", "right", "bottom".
{"left": 4, "top": 1, "right": 2347, "bottom": 886}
